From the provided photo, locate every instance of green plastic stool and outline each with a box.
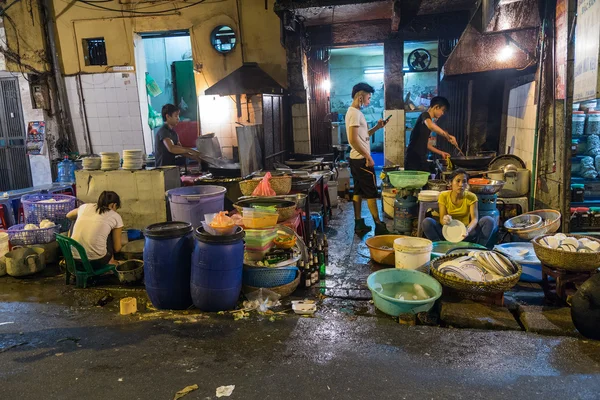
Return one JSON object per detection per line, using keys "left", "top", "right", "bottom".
{"left": 55, "top": 234, "right": 116, "bottom": 288}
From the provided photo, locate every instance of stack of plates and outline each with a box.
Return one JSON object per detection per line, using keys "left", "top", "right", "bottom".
{"left": 418, "top": 190, "right": 440, "bottom": 202}
{"left": 122, "top": 149, "right": 144, "bottom": 170}
{"left": 82, "top": 156, "right": 101, "bottom": 170}
{"left": 100, "top": 152, "right": 121, "bottom": 171}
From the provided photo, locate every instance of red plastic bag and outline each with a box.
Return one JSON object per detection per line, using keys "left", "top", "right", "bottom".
{"left": 252, "top": 172, "right": 276, "bottom": 196}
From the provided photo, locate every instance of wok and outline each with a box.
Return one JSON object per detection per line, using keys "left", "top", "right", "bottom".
{"left": 449, "top": 155, "right": 494, "bottom": 170}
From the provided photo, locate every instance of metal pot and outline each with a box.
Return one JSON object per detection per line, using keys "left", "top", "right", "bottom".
{"left": 487, "top": 168, "right": 530, "bottom": 197}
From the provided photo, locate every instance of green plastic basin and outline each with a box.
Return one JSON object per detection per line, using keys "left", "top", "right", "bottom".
{"left": 430, "top": 241, "right": 487, "bottom": 259}
{"left": 387, "top": 171, "right": 430, "bottom": 189}
{"left": 367, "top": 269, "right": 442, "bottom": 316}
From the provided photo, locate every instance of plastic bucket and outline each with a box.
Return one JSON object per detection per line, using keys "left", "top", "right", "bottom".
{"left": 394, "top": 237, "right": 432, "bottom": 271}
{"left": 382, "top": 189, "right": 396, "bottom": 219}
{"left": 143, "top": 222, "right": 194, "bottom": 310}
{"left": 191, "top": 226, "right": 245, "bottom": 312}
{"left": 327, "top": 181, "right": 339, "bottom": 207}
{"left": 167, "top": 186, "right": 226, "bottom": 228}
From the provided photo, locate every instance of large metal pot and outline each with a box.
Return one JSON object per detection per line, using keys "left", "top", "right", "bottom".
{"left": 487, "top": 168, "right": 530, "bottom": 197}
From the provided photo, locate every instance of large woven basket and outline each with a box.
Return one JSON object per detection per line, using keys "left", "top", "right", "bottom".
{"left": 239, "top": 176, "right": 292, "bottom": 196}
{"left": 532, "top": 234, "right": 600, "bottom": 272}
{"left": 242, "top": 270, "right": 300, "bottom": 298}
{"left": 430, "top": 252, "right": 522, "bottom": 295}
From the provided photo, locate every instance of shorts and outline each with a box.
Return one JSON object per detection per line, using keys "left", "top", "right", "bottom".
{"left": 349, "top": 158, "right": 378, "bottom": 199}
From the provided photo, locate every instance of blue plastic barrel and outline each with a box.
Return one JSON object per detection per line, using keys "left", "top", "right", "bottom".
{"left": 143, "top": 221, "right": 194, "bottom": 310}
{"left": 191, "top": 226, "right": 245, "bottom": 312}
{"left": 167, "top": 186, "right": 226, "bottom": 228}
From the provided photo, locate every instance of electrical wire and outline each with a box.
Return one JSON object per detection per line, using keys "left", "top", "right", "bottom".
{"left": 75, "top": 0, "right": 207, "bottom": 15}
{"left": 0, "top": 0, "right": 23, "bottom": 17}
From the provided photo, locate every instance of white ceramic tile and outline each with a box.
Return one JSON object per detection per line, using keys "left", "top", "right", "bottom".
{"left": 119, "top": 118, "right": 131, "bottom": 132}
{"left": 85, "top": 103, "right": 97, "bottom": 118}
{"left": 126, "top": 87, "right": 139, "bottom": 103}
{"left": 129, "top": 115, "right": 142, "bottom": 129}
{"left": 103, "top": 88, "right": 116, "bottom": 103}
{"left": 87, "top": 117, "right": 100, "bottom": 134}
{"left": 108, "top": 117, "right": 121, "bottom": 132}
{"left": 81, "top": 75, "right": 94, "bottom": 89}
{"left": 111, "top": 131, "right": 123, "bottom": 145}
{"left": 106, "top": 102, "right": 119, "bottom": 116}
{"left": 128, "top": 102, "right": 141, "bottom": 117}
{"left": 95, "top": 103, "right": 108, "bottom": 118}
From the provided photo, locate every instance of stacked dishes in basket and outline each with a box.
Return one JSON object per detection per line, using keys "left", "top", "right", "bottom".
{"left": 100, "top": 152, "right": 121, "bottom": 170}
{"left": 436, "top": 250, "right": 516, "bottom": 282}
{"left": 122, "top": 149, "right": 144, "bottom": 170}
{"left": 82, "top": 156, "right": 101, "bottom": 170}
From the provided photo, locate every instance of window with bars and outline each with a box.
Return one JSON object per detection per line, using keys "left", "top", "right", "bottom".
{"left": 83, "top": 38, "right": 108, "bottom": 66}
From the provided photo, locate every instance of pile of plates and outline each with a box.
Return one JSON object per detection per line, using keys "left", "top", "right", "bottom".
{"left": 437, "top": 251, "right": 516, "bottom": 282}
{"left": 418, "top": 190, "right": 440, "bottom": 202}
{"left": 122, "top": 149, "right": 144, "bottom": 170}
{"left": 82, "top": 156, "right": 101, "bottom": 170}
{"left": 100, "top": 152, "right": 121, "bottom": 171}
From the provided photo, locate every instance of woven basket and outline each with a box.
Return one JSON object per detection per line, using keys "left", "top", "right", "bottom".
{"left": 430, "top": 252, "right": 522, "bottom": 295}
{"left": 239, "top": 176, "right": 292, "bottom": 196}
{"left": 242, "top": 270, "right": 300, "bottom": 298}
{"left": 532, "top": 234, "right": 600, "bottom": 272}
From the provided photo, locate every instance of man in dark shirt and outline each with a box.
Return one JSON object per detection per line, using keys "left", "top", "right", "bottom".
{"left": 405, "top": 97, "right": 458, "bottom": 172}
{"left": 155, "top": 104, "right": 201, "bottom": 167}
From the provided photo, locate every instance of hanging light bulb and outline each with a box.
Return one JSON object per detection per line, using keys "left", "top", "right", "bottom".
{"left": 322, "top": 79, "right": 331, "bottom": 92}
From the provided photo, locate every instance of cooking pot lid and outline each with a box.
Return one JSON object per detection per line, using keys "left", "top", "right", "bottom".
{"left": 145, "top": 221, "right": 193, "bottom": 238}
{"left": 194, "top": 226, "right": 245, "bottom": 243}
{"left": 489, "top": 155, "right": 526, "bottom": 170}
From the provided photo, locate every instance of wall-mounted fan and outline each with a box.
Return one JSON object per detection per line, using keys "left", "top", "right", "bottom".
{"left": 407, "top": 48, "right": 432, "bottom": 71}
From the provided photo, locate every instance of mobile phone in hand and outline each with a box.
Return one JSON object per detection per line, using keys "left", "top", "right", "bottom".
{"left": 384, "top": 114, "right": 392, "bottom": 123}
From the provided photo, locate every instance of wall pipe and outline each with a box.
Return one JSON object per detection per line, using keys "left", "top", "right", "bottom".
{"left": 42, "top": 0, "right": 78, "bottom": 152}
{"left": 530, "top": 1, "right": 548, "bottom": 212}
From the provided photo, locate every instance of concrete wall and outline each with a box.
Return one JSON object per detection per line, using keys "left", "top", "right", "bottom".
{"left": 505, "top": 82, "right": 537, "bottom": 169}
{"left": 5, "top": 0, "right": 286, "bottom": 157}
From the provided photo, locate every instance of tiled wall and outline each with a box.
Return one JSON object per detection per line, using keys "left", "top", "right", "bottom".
{"left": 292, "top": 103, "right": 310, "bottom": 154}
{"left": 65, "top": 73, "right": 145, "bottom": 155}
{"left": 198, "top": 94, "right": 262, "bottom": 159}
{"left": 383, "top": 109, "right": 406, "bottom": 166}
{"left": 505, "top": 82, "right": 537, "bottom": 169}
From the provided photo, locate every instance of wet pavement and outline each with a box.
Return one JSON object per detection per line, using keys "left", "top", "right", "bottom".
{"left": 1, "top": 200, "right": 600, "bottom": 398}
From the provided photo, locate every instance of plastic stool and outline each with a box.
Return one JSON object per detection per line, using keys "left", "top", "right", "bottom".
{"left": 416, "top": 200, "right": 439, "bottom": 237}
{"left": 309, "top": 212, "right": 324, "bottom": 234}
{"left": 0, "top": 205, "right": 7, "bottom": 229}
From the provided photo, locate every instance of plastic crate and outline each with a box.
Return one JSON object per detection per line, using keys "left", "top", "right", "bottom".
{"left": 7, "top": 224, "right": 59, "bottom": 246}
{"left": 242, "top": 266, "right": 299, "bottom": 287}
{"left": 21, "top": 194, "right": 76, "bottom": 227}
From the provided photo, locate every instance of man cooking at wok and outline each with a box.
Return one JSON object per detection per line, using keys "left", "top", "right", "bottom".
{"left": 405, "top": 96, "right": 458, "bottom": 172}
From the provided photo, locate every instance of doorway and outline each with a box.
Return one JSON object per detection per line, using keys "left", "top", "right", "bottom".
{"left": 134, "top": 31, "right": 197, "bottom": 155}
{"left": 329, "top": 45, "right": 385, "bottom": 166}
{"left": 0, "top": 77, "right": 32, "bottom": 191}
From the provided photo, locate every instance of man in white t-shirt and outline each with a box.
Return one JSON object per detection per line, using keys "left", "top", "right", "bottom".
{"left": 346, "top": 82, "right": 389, "bottom": 235}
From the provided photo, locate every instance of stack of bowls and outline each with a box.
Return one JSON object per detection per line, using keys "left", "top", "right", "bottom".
{"left": 82, "top": 156, "right": 101, "bottom": 170}
{"left": 100, "top": 152, "right": 121, "bottom": 171}
{"left": 122, "top": 149, "right": 144, "bottom": 170}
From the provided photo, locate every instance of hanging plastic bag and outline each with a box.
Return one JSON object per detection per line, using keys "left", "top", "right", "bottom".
{"left": 251, "top": 172, "right": 276, "bottom": 197}
{"left": 179, "top": 97, "right": 189, "bottom": 111}
{"left": 145, "top": 72, "right": 162, "bottom": 97}
{"left": 147, "top": 105, "right": 163, "bottom": 129}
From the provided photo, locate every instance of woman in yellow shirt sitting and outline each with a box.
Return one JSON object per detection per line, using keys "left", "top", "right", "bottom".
{"left": 422, "top": 169, "right": 498, "bottom": 247}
